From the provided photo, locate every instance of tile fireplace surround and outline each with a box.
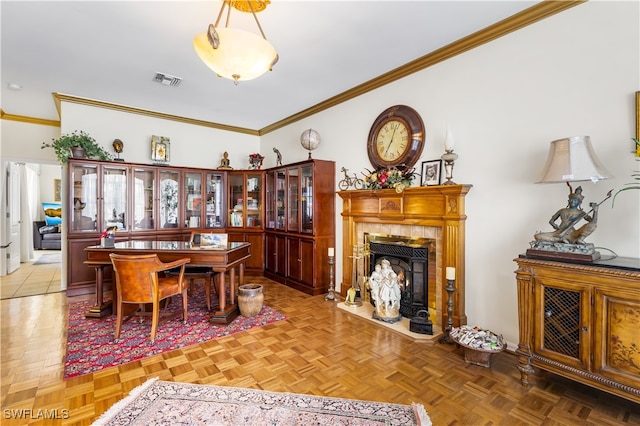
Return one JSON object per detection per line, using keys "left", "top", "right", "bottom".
{"left": 338, "top": 185, "right": 472, "bottom": 328}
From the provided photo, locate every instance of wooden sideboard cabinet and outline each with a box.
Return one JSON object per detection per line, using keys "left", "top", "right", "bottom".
{"left": 514, "top": 256, "right": 640, "bottom": 404}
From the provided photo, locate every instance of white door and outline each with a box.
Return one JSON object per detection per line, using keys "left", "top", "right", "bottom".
{"left": 7, "top": 163, "right": 21, "bottom": 273}
{"left": 1, "top": 162, "right": 21, "bottom": 275}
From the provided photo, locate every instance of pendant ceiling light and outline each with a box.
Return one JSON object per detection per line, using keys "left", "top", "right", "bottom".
{"left": 194, "top": 0, "right": 278, "bottom": 84}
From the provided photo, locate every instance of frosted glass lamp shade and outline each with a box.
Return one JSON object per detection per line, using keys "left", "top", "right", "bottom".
{"left": 194, "top": 27, "right": 277, "bottom": 82}
{"left": 537, "top": 136, "right": 613, "bottom": 183}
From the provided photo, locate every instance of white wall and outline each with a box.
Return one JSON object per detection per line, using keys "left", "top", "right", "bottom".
{"left": 58, "top": 102, "right": 261, "bottom": 169}
{"left": 261, "top": 1, "right": 640, "bottom": 344}
{"left": 1, "top": 120, "right": 60, "bottom": 163}
{"left": 39, "top": 164, "right": 62, "bottom": 210}
{"left": 1, "top": 1, "right": 638, "bottom": 345}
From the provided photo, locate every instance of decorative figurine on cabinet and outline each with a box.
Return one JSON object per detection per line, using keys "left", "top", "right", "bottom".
{"left": 273, "top": 147, "right": 283, "bottom": 166}
{"left": 218, "top": 152, "right": 233, "bottom": 170}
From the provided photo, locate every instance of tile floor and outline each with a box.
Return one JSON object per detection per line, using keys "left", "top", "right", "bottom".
{"left": 0, "top": 250, "right": 63, "bottom": 299}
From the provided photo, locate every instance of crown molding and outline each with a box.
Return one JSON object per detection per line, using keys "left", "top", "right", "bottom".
{"left": 259, "top": 0, "right": 586, "bottom": 135}
{"left": 0, "top": 108, "right": 60, "bottom": 127}
{"left": 52, "top": 93, "right": 259, "bottom": 136}
{"left": 4, "top": 1, "right": 585, "bottom": 137}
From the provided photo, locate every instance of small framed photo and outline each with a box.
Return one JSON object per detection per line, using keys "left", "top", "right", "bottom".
{"left": 200, "top": 233, "right": 228, "bottom": 249}
{"left": 54, "top": 179, "right": 62, "bottom": 202}
{"left": 151, "top": 135, "right": 170, "bottom": 164}
{"left": 421, "top": 160, "right": 442, "bottom": 186}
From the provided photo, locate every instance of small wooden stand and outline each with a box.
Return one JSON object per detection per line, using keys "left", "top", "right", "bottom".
{"left": 526, "top": 248, "right": 600, "bottom": 262}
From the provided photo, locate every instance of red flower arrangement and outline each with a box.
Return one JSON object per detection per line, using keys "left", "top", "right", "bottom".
{"left": 363, "top": 166, "right": 416, "bottom": 193}
{"left": 248, "top": 153, "right": 265, "bottom": 170}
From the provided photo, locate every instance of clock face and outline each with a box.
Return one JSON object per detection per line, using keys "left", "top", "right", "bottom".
{"left": 367, "top": 105, "right": 425, "bottom": 170}
{"left": 375, "top": 119, "right": 410, "bottom": 162}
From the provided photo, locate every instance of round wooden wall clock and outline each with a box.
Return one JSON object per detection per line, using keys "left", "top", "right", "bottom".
{"left": 367, "top": 105, "right": 425, "bottom": 170}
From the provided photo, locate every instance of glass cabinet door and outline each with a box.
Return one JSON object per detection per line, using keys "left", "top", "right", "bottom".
{"left": 265, "top": 171, "right": 275, "bottom": 229}
{"left": 70, "top": 163, "right": 98, "bottom": 232}
{"left": 159, "top": 170, "right": 179, "bottom": 229}
{"left": 133, "top": 167, "right": 155, "bottom": 231}
{"left": 287, "top": 167, "right": 299, "bottom": 232}
{"left": 228, "top": 172, "right": 263, "bottom": 228}
{"left": 276, "top": 170, "right": 286, "bottom": 230}
{"left": 184, "top": 172, "right": 203, "bottom": 228}
{"left": 300, "top": 165, "right": 313, "bottom": 233}
{"left": 246, "top": 173, "right": 262, "bottom": 228}
{"left": 102, "top": 166, "right": 128, "bottom": 232}
{"left": 228, "top": 173, "right": 244, "bottom": 227}
{"left": 205, "top": 172, "right": 224, "bottom": 228}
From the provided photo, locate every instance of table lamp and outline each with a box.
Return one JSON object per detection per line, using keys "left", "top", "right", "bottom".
{"left": 529, "top": 136, "right": 613, "bottom": 262}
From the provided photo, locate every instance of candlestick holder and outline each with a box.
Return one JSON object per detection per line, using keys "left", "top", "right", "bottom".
{"left": 325, "top": 254, "right": 337, "bottom": 301}
{"left": 441, "top": 149, "right": 459, "bottom": 185}
{"left": 438, "top": 277, "right": 457, "bottom": 344}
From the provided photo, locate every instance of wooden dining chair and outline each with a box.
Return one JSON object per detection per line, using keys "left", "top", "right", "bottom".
{"left": 109, "top": 253, "right": 190, "bottom": 342}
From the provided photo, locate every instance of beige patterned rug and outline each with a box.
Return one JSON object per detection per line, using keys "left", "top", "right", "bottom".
{"left": 94, "top": 378, "right": 431, "bottom": 425}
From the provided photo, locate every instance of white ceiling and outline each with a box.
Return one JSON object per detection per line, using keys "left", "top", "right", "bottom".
{"left": 1, "top": 1, "right": 538, "bottom": 132}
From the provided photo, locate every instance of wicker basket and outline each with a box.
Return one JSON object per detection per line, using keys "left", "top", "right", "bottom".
{"left": 456, "top": 340, "right": 506, "bottom": 368}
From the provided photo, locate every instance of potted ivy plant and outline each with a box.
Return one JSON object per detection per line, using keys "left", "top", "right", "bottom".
{"left": 41, "top": 130, "right": 112, "bottom": 163}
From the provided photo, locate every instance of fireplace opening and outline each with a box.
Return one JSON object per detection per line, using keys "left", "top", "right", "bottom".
{"left": 365, "top": 233, "right": 436, "bottom": 318}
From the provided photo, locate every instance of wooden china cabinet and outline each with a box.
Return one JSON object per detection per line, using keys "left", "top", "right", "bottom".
{"left": 264, "top": 159, "right": 335, "bottom": 295}
{"left": 66, "top": 159, "right": 226, "bottom": 295}
{"left": 514, "top": 256, "right": 640, "bottom": 404}
{"left": 65, "top": 158, "right": 335, "bottom": 297}
{"left": 226, "top": 170, "right": 265, "bottom": 275}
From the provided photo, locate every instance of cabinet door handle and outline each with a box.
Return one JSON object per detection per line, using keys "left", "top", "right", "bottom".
{"left": 582, "top": 327, "right": 588, "bottom": 332}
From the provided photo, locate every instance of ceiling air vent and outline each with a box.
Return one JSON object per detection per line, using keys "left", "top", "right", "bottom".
{"left": 153, "top": 72, "right": 182, "bottom": 87}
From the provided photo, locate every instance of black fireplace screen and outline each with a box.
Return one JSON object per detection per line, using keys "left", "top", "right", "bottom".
{"left": 365, "top": 234, "right": 436, "bottom": 318}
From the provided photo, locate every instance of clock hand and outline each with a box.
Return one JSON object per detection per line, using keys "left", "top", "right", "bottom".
{"left": 385, "top": 124, "right": 398, "bottom": 155}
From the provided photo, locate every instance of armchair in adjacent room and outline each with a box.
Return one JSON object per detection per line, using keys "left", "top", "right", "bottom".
{"left": 109, "top": 253, "right": 190, "bottom": 342}
{"left": 33, "top": 221, "right": 61, "bottom": 250}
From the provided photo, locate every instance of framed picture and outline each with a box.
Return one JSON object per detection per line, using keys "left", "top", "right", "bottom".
{"left": 54, "top": 179, "right": 61, "bottom": 202}
{"left": 421, "top": 160, "right": 442, "bottom": 186}
{"left": 42, "top": 202, "right": 62, "bottom": 226}
{"left": 200, "top": 233, "right": 228, "bottom": 249}
{"left": 151, "top": 135, "right": 170, "bottom": 164}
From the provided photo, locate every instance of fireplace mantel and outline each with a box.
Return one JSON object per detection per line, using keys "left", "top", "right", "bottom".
{"left": 338, "top": 184, "right": 472, "bottom": 327}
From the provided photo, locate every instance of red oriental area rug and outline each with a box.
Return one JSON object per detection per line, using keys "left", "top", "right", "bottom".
{"left": 64, "top": 286, "right": 286, "bottom": 379}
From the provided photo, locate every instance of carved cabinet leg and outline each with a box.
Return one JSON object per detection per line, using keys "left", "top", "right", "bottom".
{"left": 515, "top": 266, "right": 535, "bottom": 386}
{"left": 516, "top": 345, "right": 535, "bottom": 385}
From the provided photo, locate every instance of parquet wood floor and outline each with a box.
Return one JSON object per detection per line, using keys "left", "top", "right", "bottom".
{"left": 1, "top": 277, "right": 639, "bottom": 425}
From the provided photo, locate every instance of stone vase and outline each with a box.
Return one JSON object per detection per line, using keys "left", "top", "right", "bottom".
{"left": 238, "top": 284, "right": 264, "bottom": 317}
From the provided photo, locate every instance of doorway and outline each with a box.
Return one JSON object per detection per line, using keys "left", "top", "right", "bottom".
{"left": 0, "top": 160, "right": 63, "bottom": 298}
